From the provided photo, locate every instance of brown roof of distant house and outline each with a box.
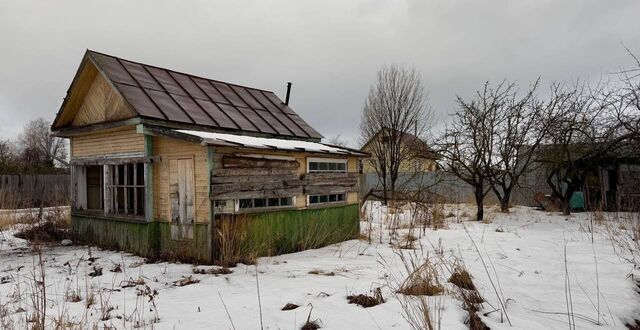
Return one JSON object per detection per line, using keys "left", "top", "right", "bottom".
{"left": 54, "top": 50, "right": 322, "bottom": 141}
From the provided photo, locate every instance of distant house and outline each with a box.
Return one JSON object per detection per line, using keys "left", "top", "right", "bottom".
{"left": 512, "top": 144, "right": 640, "bottom": 211}
{"left": 359, "top": 128, "right": 438, "bottom": 174}
{"left": 52, "top": 50, "right": 368, "bottom": 264}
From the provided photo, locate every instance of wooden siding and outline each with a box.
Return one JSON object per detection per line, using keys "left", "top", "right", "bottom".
{"left": 153, "top": 136, "right": 210, "bottom": 223}
{"left": 71, "top": 126, "right": 145, "bottom": 158}
{"left": 72, "top": 71, "right": 133, "bottom": 127}
{"left": 54, "top": 61, "right": 99, "bottom": 127}
{"left": 211, "top": 147, "right": 361, "bottom": 209}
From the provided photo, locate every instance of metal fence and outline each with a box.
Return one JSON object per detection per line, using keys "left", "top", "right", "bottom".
{"left": 360, "top": 171, "right": 550, "bottom": 206}
{"left": 0, "top": 174, "right": 70, "bottom": 209}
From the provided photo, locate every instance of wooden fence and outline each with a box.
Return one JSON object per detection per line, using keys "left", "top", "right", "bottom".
{"left": 0, "top": 174, "right": 70, "bottom": 209}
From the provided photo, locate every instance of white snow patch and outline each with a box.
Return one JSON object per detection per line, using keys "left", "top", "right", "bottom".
{"left": 0, "top": 204, "right": 638, "bottom": 329}
{"left": 176, "top": 129, "right": 358, "bottom": 155}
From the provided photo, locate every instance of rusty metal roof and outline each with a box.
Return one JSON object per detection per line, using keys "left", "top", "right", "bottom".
{"left": 86, "top": 50, "right": 322, "bottom": 140}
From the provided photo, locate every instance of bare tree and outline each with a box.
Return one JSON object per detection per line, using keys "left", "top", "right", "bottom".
{"left": 325, "top": 135, "right": 349, "bottom": 147}
{"left": 438, "top": 82, "right": 504, "bottom": 221}
{"left": 486, "top": 79, "right": 551, "bottom": 213}
{"left": 537, "top": 81, "right": 625, "bottom": 215}
{"left": 0, "top": 139, "right": 19, "bottom": 173}
{"left": 19, "top": 118, "right": 68, "bottom": 169}
{"left": 359, "top": 65, "right": 431, "bottom": 204}
{"left": 614, "top": 47, "right": 640, "bottom": 144}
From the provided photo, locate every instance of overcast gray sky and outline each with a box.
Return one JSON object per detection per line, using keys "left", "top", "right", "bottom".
{"left": 1, "top": 0, "right": 639, "bottom": 146}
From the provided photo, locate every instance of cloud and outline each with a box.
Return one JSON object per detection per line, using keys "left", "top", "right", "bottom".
{"left": 0, "top": 0, "right": 639, "bottom": 146}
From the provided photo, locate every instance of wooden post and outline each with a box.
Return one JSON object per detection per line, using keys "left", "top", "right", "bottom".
{"left": 144, "top": 134, "right": 155, "bottom": 222}
{"left": 103, "top": 165, "right": 112, "bottom": 215}
{"left": 208, "top": 146, "right": 215, "bottom": 262}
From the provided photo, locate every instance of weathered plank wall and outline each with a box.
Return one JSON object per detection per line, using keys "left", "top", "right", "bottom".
{"left": 0, "top": 174, "right": 70, "bottom": 209}
{"left": 210, "top": 148, "right": 361, "bottom": 208}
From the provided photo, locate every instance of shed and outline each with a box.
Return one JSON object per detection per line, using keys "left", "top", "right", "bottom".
{"left": 52, "top": 50, "right": 368, "bottom": 264}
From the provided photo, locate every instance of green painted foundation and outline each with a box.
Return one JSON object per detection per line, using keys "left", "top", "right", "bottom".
{"left": 72, "top": 203, "right": 360, "bottom": 265}
{"left": 71, "top": 214, "right": 211, "bottom": 263}
{"left": 214, "top": 204, "right": 360, "bottom": 263}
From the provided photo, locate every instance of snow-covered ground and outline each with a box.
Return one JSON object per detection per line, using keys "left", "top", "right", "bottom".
{"left": 0, "top": 203, "right": 638, "bottom": 329}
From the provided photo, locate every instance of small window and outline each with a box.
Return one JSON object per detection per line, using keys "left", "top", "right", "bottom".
{"left": 238, "top": 197, "right": 293, "bottom": 210}
{"left": 308, "top": 193, "right": 346, "bottom": 205}
{"left": 239, "top": 199, "right": 253, "bottom": 209}
{"left": 307, "top": 158, "right": 348, "bottom": 173}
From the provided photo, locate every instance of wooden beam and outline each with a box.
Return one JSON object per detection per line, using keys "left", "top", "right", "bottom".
{"left": 144, "top": 135, "right": 155, "bottom": 222}
{"left": 70, "top": 155, "right": 159, "bottom": 166}
{"left": 222, "top": 155, "right": 299, "bottom": 169}
{"left": 211, "top": 187, "right": 303, "bottom": 200}
{"left": 211, "top": 174, "right": 298, "bottom": 184}
{"left": 212, "top": 168, "right": 296, "bottom": 177}
{"left": 53, "top": 117, "right": 142, "bottom": 137}
{"left": 211, "top": 179, "right": 303, "bottom": 195}
{"left": 304, "top": 185, "right": 358, "bottom": 195}
{"left": 137, "top": 124, "right": 203, "bottom": 144}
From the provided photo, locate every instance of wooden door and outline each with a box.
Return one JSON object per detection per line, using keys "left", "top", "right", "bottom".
{"left": 170, "top": 157, "right": 195, "bottom": 240}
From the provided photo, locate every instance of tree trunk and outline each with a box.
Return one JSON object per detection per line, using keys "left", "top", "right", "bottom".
{"left": 562, "top": 192, "right": 572, "bottom": 215}
{"left": 381, "top": 172, "right": 388, "bottom": 205}
{"left": 474, "top": 185, "right": 484, "bottom": 222}
{"left": 500, "top": 188, "right": 512, "bottom": 213}
{"left": 562, "top": 183, "right": 577, "bottom": 216}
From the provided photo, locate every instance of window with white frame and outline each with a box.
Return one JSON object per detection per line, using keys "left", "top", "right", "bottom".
{"left": 308, "top": 193, "right": 346, "bottom": 205}
{"left": 238, "top": 197, "right": 294, "bottom": 210}
{"left": 307, "top": 158, "right": 347, "bottom": 173}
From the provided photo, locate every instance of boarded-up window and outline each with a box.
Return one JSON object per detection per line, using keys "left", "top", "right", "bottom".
{"left": 170, "top": 157, "right": 195, "bottom": 240}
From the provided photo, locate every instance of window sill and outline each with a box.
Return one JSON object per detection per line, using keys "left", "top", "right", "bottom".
{"left": 233, "top": 205, "right": 298, "bottom": 215}
{"left": 72, "top": 211, "right": 147, "bottom": 224}
{"left": 306, "top": 201, "right": 348, "bottom": 209}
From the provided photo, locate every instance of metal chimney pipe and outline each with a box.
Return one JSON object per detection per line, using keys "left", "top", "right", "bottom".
{"left": 285, "top": 82, "right": 292, "bottom": 105}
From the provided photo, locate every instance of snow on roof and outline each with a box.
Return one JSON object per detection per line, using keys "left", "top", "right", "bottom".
{"left": 175, "top": 130, "right": 367, "bottom": 156}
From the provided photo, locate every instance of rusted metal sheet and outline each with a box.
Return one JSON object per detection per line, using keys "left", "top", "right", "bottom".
{"left": 87, "top": 51, "right": 323, "bottom": 141}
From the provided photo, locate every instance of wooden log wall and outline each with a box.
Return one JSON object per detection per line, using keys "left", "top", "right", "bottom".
{"left": 210, "top": 155, "right": 358, "bottom": 201}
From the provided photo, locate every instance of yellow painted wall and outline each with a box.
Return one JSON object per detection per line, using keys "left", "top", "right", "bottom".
{"left": 362, "top": 157, "right": 436, "bottom": 174}
{"left": 153, "top": 136, "right": 210, "bottom": 223}
{"left": 71, "top": 126, "right": 144, "bottom": 158}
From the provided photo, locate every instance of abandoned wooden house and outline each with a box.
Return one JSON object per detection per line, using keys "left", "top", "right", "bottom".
{"left": 51, "top": 50, "right": 368, "bottom": 264}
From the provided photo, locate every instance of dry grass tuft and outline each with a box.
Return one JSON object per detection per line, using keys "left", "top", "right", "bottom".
{"left": 192, "top": 267, "right": 233, "bottom": 276}
{"left": 281, "top": 303, "right": 300, "bottom": 311}
{"left": 65, "top": 289, "right": 82, "bottom": 303}
{"left": 347, "top": 288, "right": 384, "bottom": 308}
{"left": 301, "top": 320, "right": 321, "bottom": 330}
{"left": 173, "top": 275, "right": 200, "bottom": 287}
{"left": 308, "top": 269, "right": 335, "bottom": 276}
{"left": 14, "top": 219, "right": 69, "bottom": 242}
{"left": 448, "top": 269, "right": 476, "bottom": 291}
{"left": 398, "top": 261, "right": 444, "bottom": 296}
